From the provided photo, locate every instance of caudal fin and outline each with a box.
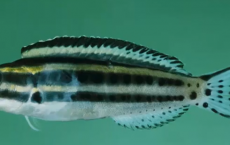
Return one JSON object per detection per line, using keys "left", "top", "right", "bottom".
{"left": 199, "top": 67, "right": 230, "bottom": 118}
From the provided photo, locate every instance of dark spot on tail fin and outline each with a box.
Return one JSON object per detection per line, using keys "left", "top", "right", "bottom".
{"left": 219, "top": 113, "right": 230, "bottom": 118}
{"left": 205, "top": 89, "right": 211, "bottom": 96}
{"left": 211, "top": 108, "right": 218, "bottom": 114}
{"left": 203, "top": 102, "right": 208, "bottom": 108}
{"left": 197, "top": 67, "right": 230, "bottom": 119}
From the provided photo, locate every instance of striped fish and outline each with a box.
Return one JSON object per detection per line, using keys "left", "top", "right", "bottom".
{"left": 0, "top": 36, "right": 230, "bottom": 131}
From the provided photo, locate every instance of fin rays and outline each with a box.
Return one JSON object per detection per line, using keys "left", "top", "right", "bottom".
{"left": 112, "top": 105, "right": 189, "bottom": 130}
{"left": 199, "top": 67, "right": 230, "bottom": 118}
{"left": 25, "top": 116, "right": 40, "bottom": 131}
{"left": 21, "top": 36, "right": 190, "bottom": 76}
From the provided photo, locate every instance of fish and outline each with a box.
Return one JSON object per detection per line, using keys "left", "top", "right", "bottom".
{"left": 0, "top": 35, "right": 230, "bottom": 131}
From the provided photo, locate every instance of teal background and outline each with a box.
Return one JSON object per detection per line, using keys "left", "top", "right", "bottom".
{"left": 0, "top": 0, "right": 230, "bottom": 145}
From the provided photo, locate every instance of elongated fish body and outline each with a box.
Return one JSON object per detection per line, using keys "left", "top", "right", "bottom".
{"left": 0, "top": 60, "right": 197, "bottom": 120}
{"left": 0, "top": 36, "right": 230, "bottom": 130}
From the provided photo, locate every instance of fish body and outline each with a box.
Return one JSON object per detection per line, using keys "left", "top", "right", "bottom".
{"left": 0, "top": 36, "right": 229, "bottom": 130}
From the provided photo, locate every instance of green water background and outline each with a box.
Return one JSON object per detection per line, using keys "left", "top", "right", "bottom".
{"left": 0, "top": 0, "right": 230, "bottom": 145}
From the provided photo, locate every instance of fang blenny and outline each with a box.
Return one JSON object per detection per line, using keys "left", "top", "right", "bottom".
{"left": 0, "top": 36, "right": 229, "bottom": 131}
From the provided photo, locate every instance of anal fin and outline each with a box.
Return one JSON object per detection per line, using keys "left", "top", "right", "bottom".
{"left": 112, "top": 105, "right": 189, "bottom": 130}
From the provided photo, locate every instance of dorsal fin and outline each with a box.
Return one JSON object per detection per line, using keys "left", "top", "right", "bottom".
{"left": 21, "top": 36, "right": 191, "bottom": 75}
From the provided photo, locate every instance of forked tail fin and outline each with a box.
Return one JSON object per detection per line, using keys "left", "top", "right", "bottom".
{"left": 199, "top": 67, "right": 230, "bottom": 118}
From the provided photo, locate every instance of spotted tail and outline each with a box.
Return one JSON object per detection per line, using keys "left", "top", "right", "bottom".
{"left": 199, "top": 67, "right": 230, "bottom": 118}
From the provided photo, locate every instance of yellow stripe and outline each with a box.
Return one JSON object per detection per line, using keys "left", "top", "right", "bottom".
{"left": 0, "top": 82, "right": 31, "bottom": 92}
{"left": 0, "top": 63, "right": 188, "bottom": 80}
{"left": 0, "top": 66, "right": 43, "bottom": 75}
{"left": 22, "top": 46, "right": 86, "bottom": 58}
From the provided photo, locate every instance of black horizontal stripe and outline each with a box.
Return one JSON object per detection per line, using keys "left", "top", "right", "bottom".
{"left": 31, "top": 91, "right": 185, "bottom": 103}
{"left": 0, "top": 90, "right": 29, "bottom": 102}
{"left": 0, "top": 72, "right": 36, "bottom": 86}
{"left": 0, "top": 87, "right": 185, "bottom": 103}
{"left": 0, "top": 69, "right": 184, "bottom": 90}
{"left": 76, "top": 71, "right": 159, "bottom": 85}
{"left": 0, "top": 70, "right": 75, "bottom": 87}
{"left": 0, "top": 69, "right": 185, "bottom": 88}
{"left": 93, "top": 72, "right": 184, "bottom": 86}
{"left": 71, "top": 92, "right": 184, "bottom": 103}
{"left": 0, "top": 57, "right": 142, "bottom": 69}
